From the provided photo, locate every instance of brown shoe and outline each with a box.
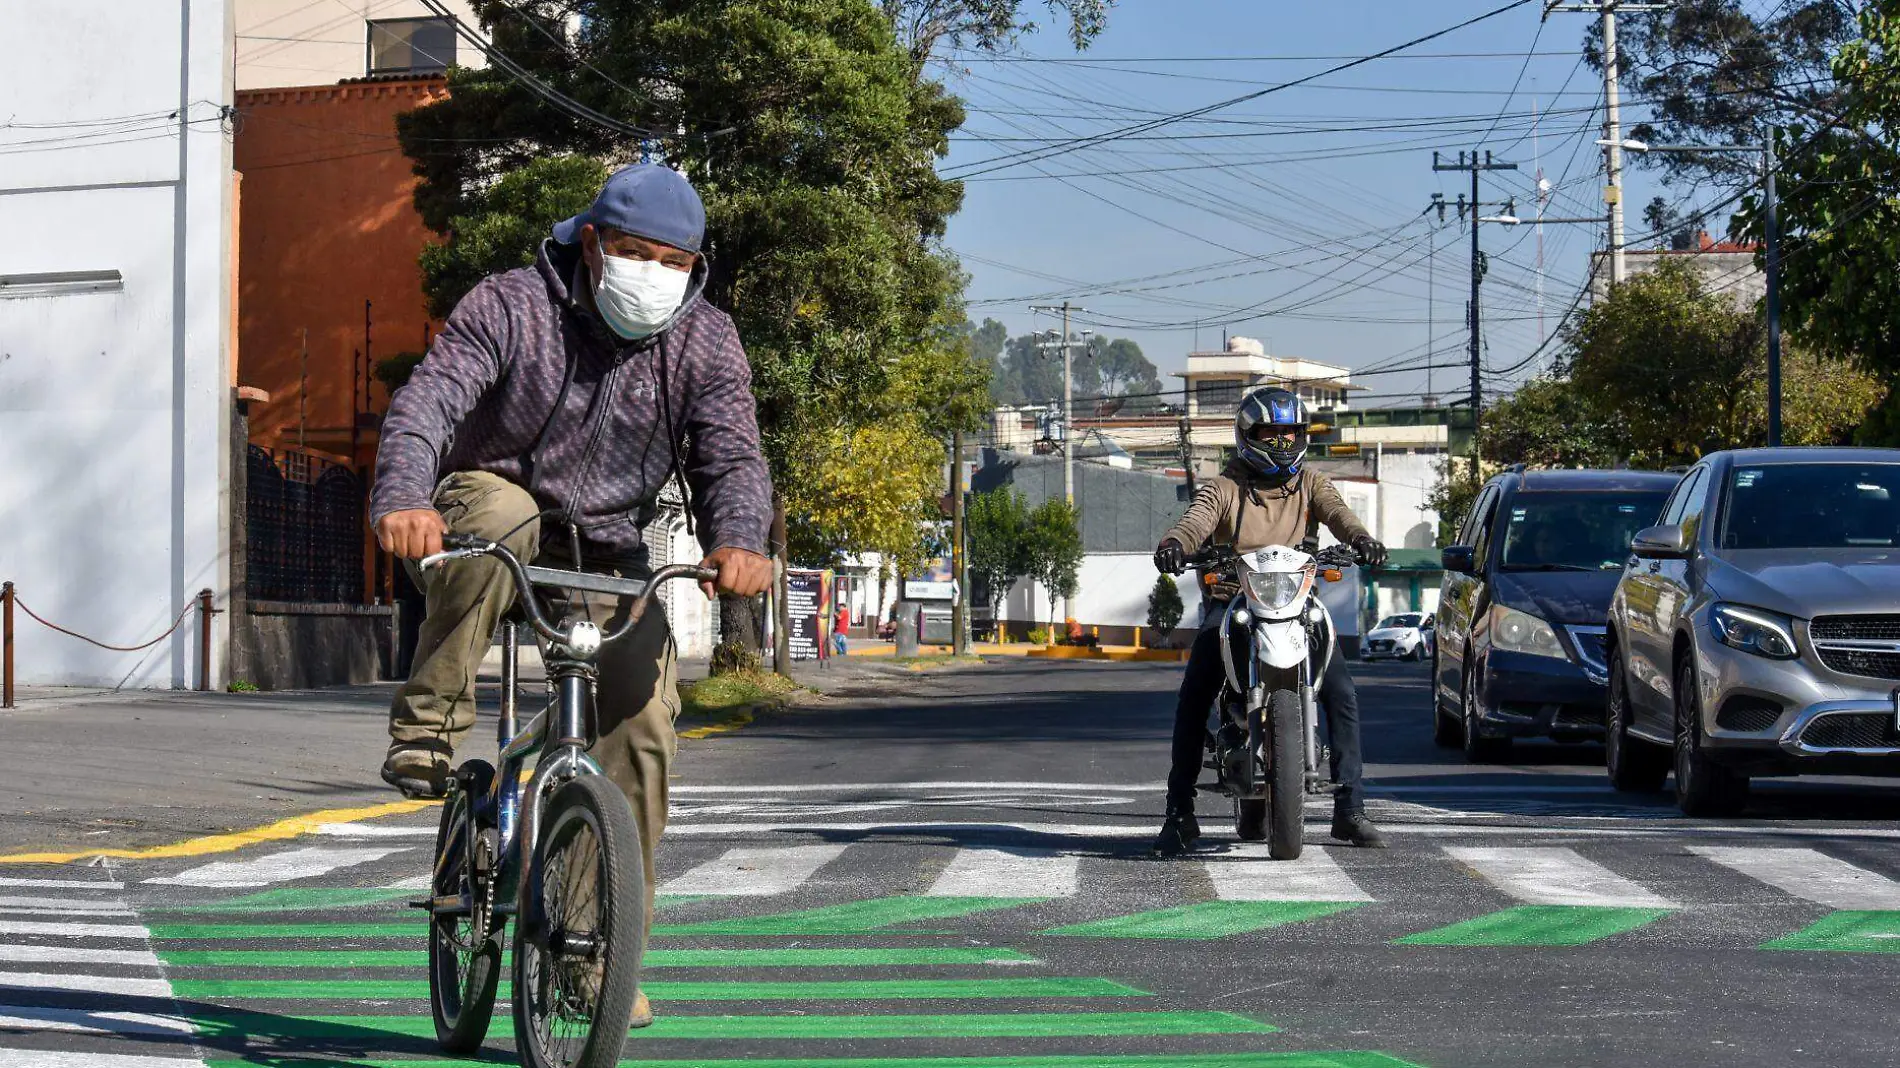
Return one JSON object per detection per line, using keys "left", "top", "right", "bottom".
{"left": 631, "top": 991, "right": 654, "bottom": 1028}
{"left": 380, "top": 744, "right": 450, "bottom": 799}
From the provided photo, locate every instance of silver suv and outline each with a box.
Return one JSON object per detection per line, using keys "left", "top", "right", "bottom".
{"left": 1605, "top": 447, "right": 1900, "bottom": 815}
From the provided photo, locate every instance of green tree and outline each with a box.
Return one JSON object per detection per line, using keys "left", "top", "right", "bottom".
{"left": 1146, "top": 573, "right": 1183, "bottom": 638}
{"left": 1597, "top": 1, "right": 1853, "bottom": 186}
{"left": 1091, "top": 337, "right": 1159, "bottom": 396}
{"left": 881, "top": 0, "right": 1112, "bottom": 59}
{"left": 1565, "top": 260, "right": 1879, "bottom": 464}
{"left": 1426, "top": 457, "right": 1483, "bottom": 547}
{"left": 397, "top": 0, "right": 1005, "bottom": 670}
{"left": 1002, "top": 333, "right": 1063, "bottom": 405}
{"left": 1743, "top": 1, "right": 1900, "bottom": 392}
{"left": 1479, "top": 375, "right": 1628, "bottom": 469}
{"left": 965, "top": 487, "right": 1032, "bottom": 627}
{"left": 1024, "top": 497, "right": 1083, "bottom": 631}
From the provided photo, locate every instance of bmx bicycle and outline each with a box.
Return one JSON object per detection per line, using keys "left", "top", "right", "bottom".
{"left": 414, "top": 531, "right": 713, "bottom": 1068}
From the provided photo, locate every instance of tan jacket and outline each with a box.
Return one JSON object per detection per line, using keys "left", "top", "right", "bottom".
{"left": 1164, "top": 462, "right": 1370, "bottom": 556}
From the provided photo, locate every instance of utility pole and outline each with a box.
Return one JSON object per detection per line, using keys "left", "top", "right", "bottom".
{"left": 1030, "top": 302, "right": 1091, "bottom": 622}
{"left": 1546, "top": 1, "right": 1673, "bottom": 285}
{"left": 1177, "top": 416, "right": 1198, "bottom": 496}
{"left": 1430, "top": 150, "right": 1517, "bottom": 478}
{"left": 950, "top": 430, "right": 968, "bottom": 655}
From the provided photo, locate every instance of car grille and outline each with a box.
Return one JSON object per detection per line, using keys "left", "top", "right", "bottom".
{"left": 1816, "top": 647, "right": 1900, "bottom": 681}
{"left": 1552, "top": 705, "right": 1601, "bottom": 729}
{"left": 1715, "top": 695, "right": 1782, "bottom": 733}
{"left": 1801, "top": 713, "right": 1900, "bottom": 750}
{"left": 1811, "top": 615, "right": 1900, "bottom": 641}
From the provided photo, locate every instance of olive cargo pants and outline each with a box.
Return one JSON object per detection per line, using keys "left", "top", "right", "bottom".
{"left": 388, "top": 470, "right": 681, "bottom": 927}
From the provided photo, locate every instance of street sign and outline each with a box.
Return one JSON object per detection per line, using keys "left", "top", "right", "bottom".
{"left": 785, "top": 568, "right": 832, "bottom": 661}
{"left": 903, "top": 557, "right": 956, "bottom": 602}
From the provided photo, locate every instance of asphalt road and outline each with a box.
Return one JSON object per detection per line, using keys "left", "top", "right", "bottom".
{"left": 6, "top": 656, "right": 1900, "bottom": 1067}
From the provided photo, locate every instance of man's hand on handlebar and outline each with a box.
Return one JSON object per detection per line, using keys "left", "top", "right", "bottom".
{"left": 1351, "top": 534, "right": 1388, "bottom": 568}
{"left": 700, "top": 546, "right": 772, "bottom": 599}
{"left": 1153, "top": 539, "right": 1187, "bottom": 575}
{"left": 376, "top": 508, "right": 449, "bottom": 560}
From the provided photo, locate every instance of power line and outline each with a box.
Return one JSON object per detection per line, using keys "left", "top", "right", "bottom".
{"left": 942, "top": 0, "right": 1540, "bottom": 180}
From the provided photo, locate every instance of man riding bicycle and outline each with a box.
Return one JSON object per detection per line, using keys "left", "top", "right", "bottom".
{"left": 1151, "top": 387, "right": 1388, "bottom": 855}
{"left": 369, "top": 164, "right": 772, "bottom": 1023}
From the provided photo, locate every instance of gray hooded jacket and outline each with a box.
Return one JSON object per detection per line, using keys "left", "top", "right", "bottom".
{"left": 369, "top": 239, "right": 772, "bottom": 564}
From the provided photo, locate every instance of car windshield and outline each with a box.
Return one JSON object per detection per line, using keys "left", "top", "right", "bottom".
{"left": 1499, "top": 491, "right": 1671, "bottom": 571}
{"left": 1376, "top": 615, "right": 1421, "bottom": 629}
{"left": 1722, "top": 463, "right": 1900, "bottom": 549}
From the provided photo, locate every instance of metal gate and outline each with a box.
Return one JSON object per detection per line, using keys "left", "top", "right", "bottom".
{"left": 246, "top": 446, "right": 365, "bottom": 603}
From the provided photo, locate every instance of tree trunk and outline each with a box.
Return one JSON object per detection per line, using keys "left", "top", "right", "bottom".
{"left": 771, "top": 497, "right": 792, "bottom": 677}
{"left": 712, "top": 594, "right": 761, "bottom": 675}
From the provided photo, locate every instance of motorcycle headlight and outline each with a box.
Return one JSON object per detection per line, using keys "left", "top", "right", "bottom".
{"left": 1489, "top": 605, "right": 1565, "bottom": 660}
{"left": 1710, "top": 604, "right": 1798, "bottom": 659}
{"left": 1245, "top": 568, "right": 1310, "bottom": 611}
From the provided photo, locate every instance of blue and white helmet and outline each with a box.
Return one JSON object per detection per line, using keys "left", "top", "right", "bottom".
{"left": 1234, "top": 387, "right": 1309, "bottom": 477}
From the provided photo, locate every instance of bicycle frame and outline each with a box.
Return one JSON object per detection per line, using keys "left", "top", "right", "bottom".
{"left": 419, "top": 536, "right": 712, "bottom": 924}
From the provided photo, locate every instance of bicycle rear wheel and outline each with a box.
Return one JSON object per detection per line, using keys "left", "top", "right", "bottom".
{"left": 429, "top": 760, "right": 502, "bottom": 1053}
{"left": 512, "top": 774, "right": 645, "bottom": 1068}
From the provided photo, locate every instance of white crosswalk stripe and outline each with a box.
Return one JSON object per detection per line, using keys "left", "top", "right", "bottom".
{"left": 144, "top": 845, "right": 411, "bottom": 888}
{"left": 1689, "top": 846, "right": 1900, "bottom": 910}
{"left": 660, "top": 845, "right": 849, "bottom": 896}
{"left": 926, "top": 847, "right": 1079, "bottom": 898}
{"left": 0, "top": 921, "right": 150, "bottom": 940}
{"left": 0, "top": 878, "right": 124, "bottom": 891}
{"left": 0, "top": 944, "right": 161, "bottom": 967}
{"left": 1445, "top": 846, "right": 1675, "bottom": 908}
{"left": 0, "top": 886, "right": 203, "bottom": 1063}
{"left": 0, "top": 1053, "right": 207, "bottom": 1068}
{"left": 0, "top": 1005, "right": 196, "bottom": 1036}
{"left": 0, "top": 971, "right": 174, "bottom": 997}
{"left": 1205, "top": 845, "right": 1374, "bottom": 902}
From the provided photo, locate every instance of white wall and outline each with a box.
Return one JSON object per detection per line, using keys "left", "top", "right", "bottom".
{"left": 236, "top": 0, "right": 483, "bottom": 90}
{"left": 0, "top": 0, "right": 233, "bottom": 687}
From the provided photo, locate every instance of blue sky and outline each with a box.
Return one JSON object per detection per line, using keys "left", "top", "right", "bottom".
{"left": 932, "top": 0, "right": 1709, "bottom": 407}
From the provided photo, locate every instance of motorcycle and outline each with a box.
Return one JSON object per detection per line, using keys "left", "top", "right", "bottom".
{"left": 1171, "top": 541, "right": 1361, "bottom": 860}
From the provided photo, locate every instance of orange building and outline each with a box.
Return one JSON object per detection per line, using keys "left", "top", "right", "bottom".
{"left": 233, "top": 74, "right": 449, "bottom": 470}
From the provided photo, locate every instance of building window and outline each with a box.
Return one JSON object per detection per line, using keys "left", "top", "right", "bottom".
{"left": 368, "top": 17, "right": 455, "bottom": 75}
{"left": 1197, "top": 378, "right": 1241, "bottom": 411}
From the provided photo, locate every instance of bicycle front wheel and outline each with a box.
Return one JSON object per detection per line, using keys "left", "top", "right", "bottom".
{"left": 512, "top": 774, "right": 646, "bottom": 1068}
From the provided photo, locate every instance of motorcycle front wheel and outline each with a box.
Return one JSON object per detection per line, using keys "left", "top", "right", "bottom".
{"left": 1267, "top": 689, "right": 1305, "bottom": 860}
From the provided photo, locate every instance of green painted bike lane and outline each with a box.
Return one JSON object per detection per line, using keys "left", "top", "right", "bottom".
{"left": 151, "top": 886, "right": 1423, "bottom": 1067}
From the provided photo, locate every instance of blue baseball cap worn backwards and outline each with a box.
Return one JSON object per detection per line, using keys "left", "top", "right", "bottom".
{"left": 553, "top": 163, "right": 706, "bottom": 254}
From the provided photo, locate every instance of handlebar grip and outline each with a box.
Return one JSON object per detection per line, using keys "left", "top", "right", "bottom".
{"left": 442, "top": 532, "right": 488, "bottom": 550}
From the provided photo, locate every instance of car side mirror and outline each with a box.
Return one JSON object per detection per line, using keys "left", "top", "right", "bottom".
{"left": 1630, "top": 523, "right": 1691, "bottom": 560}
{"left": 1441, "top": 545, "right": 1476, "bottom": 574}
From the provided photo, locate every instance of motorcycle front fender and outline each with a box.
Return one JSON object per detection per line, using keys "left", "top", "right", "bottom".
{"left": 1255, "top": 621, "right": 1308, "bottom": 670}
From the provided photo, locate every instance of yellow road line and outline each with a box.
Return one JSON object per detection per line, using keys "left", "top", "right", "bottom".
{"left": 0, "top": 798, "right": 438, "bottom": 864}
{"left": 678, "top": 706, "right": 755, "bottom": 740}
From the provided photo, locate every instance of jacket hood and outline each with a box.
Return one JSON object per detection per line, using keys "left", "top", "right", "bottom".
{"left": 1707, "top": 548, "right": 1900, "bottom": 618}
{"left": 536, "top": 238, "right": 710, "bottom": 345}
{"left": 1489, "top": 568, "right": 1620, "bottom": 626}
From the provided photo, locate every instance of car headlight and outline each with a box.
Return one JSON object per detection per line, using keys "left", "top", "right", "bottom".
{"left": 1489, "top": 605, "right": 1565, "bottom": 659}
{"left": 1245, "top": 569, "right": 1310, "bottom": 611}
{"left": 1710, "top": 604, "right": 1798, "bottom": 659}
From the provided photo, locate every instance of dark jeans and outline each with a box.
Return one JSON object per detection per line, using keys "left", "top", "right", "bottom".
{"left": 1166, "top": 621, "right": 1364, "bottom": 816}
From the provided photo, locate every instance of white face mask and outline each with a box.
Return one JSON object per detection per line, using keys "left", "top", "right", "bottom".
{"left": 592, "top": 252, "right": 691, "bottom": 340}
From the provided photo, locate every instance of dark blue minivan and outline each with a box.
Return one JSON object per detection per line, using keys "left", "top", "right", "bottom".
{"left": 1432, "top": 467, "right": 1682, "bottom": 762}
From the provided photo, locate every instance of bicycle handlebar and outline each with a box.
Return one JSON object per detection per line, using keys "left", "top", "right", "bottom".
{"left": 421, "top": 535, "right": 718, "bottom": 652}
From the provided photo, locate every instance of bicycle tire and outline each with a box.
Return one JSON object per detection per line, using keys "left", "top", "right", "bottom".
{"left": 513, "top": 774, "right": 646, "bottom": 1068}
{"left": 429, "top": 760, "right": 502, "bottom": 1053}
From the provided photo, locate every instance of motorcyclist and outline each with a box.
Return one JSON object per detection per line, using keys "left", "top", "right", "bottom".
{"left": 1152, "top": 386, "right": 1388, "bottom": 855}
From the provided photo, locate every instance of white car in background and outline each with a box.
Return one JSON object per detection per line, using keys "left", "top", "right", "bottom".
{"left": 1364, "top": 613, "right": 1432, "bottom": 661}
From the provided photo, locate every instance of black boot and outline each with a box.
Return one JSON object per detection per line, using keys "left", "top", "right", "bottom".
{"left": 1330, "top": 810, "right": 1386, "bottom": 849}
{"left": 1152, "top": 804, "right": 1202, "bottom": 856}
